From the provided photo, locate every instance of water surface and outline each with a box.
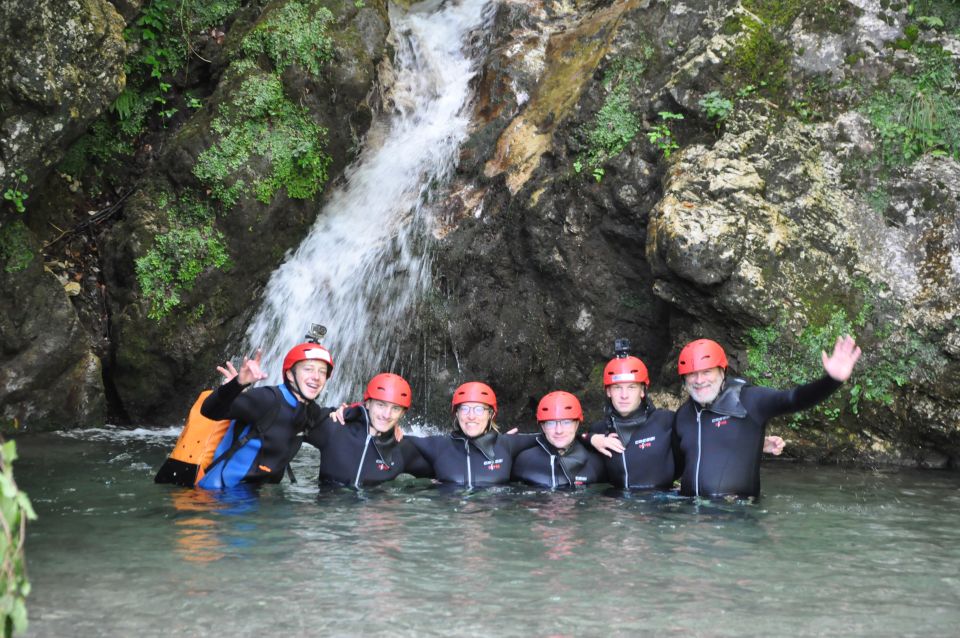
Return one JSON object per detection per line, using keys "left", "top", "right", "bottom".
{"left": 17, "top": 428, "right": 960, "bottom": 637}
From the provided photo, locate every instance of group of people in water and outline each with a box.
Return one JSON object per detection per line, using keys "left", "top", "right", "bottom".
{"left": 157, "top": 332, "right": 862, "bottom": 499}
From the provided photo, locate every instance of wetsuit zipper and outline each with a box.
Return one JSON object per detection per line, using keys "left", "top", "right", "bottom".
{"left": 621, "top": 448, "right": 629, "bottom": 489}
{"left": 695, "top": 407, "right": 703, "bottom": 498}
{"left": 465, "top": 439, "right": 472, "bottom": 488}
{"left": 550, "top": 455, "right": 556, "bottom": 488}
{"left": 355, "top": 434, "right": 372, "bottom": 488}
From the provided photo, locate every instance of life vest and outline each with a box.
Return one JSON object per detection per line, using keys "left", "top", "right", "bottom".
{"left": 154, "top": 391, "right": 231, "bottom": 487}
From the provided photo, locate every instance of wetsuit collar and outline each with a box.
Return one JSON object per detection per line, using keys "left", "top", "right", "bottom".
{"left": 537, "top": 436, "right": 591, "bottom": 486}
{"left": 697, "top": 378, "right": 748, "bottom": 417}
{"left": 278, "top": 382, "right": 300, "bottom": 408}
{"left": 452, "top": 430, "right": 499, "bottom": 461}
{"left": 606, "top": 400, "right": 653, "bottom": 444}
{"left": 371, "top": 429, "right": 401, "bottom": 467}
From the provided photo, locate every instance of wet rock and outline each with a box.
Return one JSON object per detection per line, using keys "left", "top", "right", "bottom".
{"left": 0, "top": 0, "right": 126, "bottom": 191}
{"left": 0, "top": 252, "right": 105, "bottom": 431}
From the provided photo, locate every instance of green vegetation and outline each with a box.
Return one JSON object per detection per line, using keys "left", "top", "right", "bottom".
{"left": 577, "top": 52, "right": 652, "bottom": 177}
{"left": 911, "top": 0, "right": 960, "bottom": 34}
{"left": 194, "top": 72, "right": 331, "bottom": 206}
{"left": 699, "top": 91, "right": 733, "bottom": 131}
{"left": 745, "top": 280, "right": 943, "bottom": 426}
{"left": 861, "top": 43, "right": 960, "bottom": 166}
{"left": 0, "top": 221, "right": 33, "bottom": 274}
{"left": 2, "top": 172, "right": 28, "bottom": 214}
{"left": 60, "top": 0, "right": 244, "bottom": 183}
{"left": 61, "top": 0, "right": 338, "bottom": 319}
{"left": 135, "top": 192, "right": 231, "bottom": 319}
{"left": 1, "top": 439, "right": 37, "bottom": 637}
{"left": 192, "top": 0, "right": 335, "bottom": 205}
{"left": 647, "top": 111, "right": 684, "bottom": 158}
{"left": 241, "top": 2, "right": 334, "bottom": 76}
{"left": 726, "top": 0, "right": 859, "bottom": 108}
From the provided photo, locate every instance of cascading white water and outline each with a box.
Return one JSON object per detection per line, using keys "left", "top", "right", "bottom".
{"left": 245, "top": 0, "right": 492, "bottom": 401}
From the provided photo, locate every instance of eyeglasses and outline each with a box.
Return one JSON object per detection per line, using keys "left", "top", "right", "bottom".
{"left": 541, "top": 419, "right": 577, "bottom": 429}
{"left": 456, "top": 405, "right": 490, "bottom": 416}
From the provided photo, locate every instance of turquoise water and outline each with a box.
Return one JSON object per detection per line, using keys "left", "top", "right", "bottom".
{"left": 15, "top": 427, "right": 960, "bottom": 637}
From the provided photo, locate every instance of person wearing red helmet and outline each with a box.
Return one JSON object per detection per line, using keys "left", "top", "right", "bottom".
{"left": 674, "top": 335, "right": 861, "bottom": 499}
{"left": 511, "top": 391, "right": 606, "bottom": 488}
{"left": 303, "top": 372, "right": 432, "bottom": 487}
{"left": 584, "top": 348, "right": 679, "bottom": 490}
{"left": 195, "top": 341, "right": 336, "bottom": 489}
{"left": 404, "top": 381, "right": 539, "bottom": 487}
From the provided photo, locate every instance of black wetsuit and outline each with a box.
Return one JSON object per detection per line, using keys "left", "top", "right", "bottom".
{"left": 406, "top": 431, "right": 539, "bottom": 487}
{"left": 588, "top": 401, "right": 678, "bottom": 490}
{"left": 303, "top": 406, "right": 432, "bottom": 487}
{"left": 511, "top": 436, "right": 607, "bottom": 488}
{"left": 675, "top": 376, "right": 841, "bottom": 498}
{"left": 199, "top": 378, "right": 332, "bottom": 485}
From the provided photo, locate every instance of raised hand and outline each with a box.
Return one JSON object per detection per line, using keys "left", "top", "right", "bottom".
{"left": 216, "top": 361, "right": 239, "bottom": 384}
{"left": 822, "top": 335, "right": 862, "bottom": 382}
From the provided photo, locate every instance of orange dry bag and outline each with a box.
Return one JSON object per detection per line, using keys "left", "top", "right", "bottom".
{"left": 154, "top": 391, "right": 232, "bottom": 487}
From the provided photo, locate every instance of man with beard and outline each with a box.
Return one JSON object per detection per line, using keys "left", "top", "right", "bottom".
{"left": 675, "top": 335, "right": 861, "bottom": 499}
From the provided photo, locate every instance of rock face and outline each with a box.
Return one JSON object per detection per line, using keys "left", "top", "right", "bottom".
{"left": 402, "top": 0, "right": 960, "bottom": 466}
{"left": 0, "top": 254, "right": 106, "bottom": 429}
{"left": 0, "top": 0, "right": 126, "bottom": 188}
{"left": 0, "top": 0, "right": 124, "bottom": 429}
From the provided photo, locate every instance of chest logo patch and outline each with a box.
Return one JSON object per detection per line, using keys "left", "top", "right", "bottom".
{"left": 634, "top": 436, "right": 655, "bottom": 449}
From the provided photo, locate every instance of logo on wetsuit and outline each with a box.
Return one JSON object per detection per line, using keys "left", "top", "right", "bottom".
{"left": 711, "top": 417, "right": 729, "bottom": 428}
{"left": 483, "top": 458, "right": 504, "bottom": 471}
{"left": 574, "top": 475, "right": 588, "bottom": 486}
{"left": 634, "top": 436, "right": 655, "bottom": 450}
{"left": 376, "top": 461, "right": 392, "bottom": 471}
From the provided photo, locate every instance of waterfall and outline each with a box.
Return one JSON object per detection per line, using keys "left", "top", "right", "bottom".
{"left": 244, "top": 0, "right": 492, "bottom": 401}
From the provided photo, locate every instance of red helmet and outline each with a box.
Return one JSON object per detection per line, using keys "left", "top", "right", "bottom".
{"left": 282, "top": 343, "right": 334, "bottom": 377}
{"left": 536, "top": 391, "right": 583, "bottom": 422}
{"left": 677, "top": 339, "right": 728, "bottom": 375}
{"left": 603, "top": 356, "right": 650, "bottom": 387}
{"left": 451, "top": 382, "right": 497, "bottom": 415}
{"left": 364, "top": 373, "right": 412, "bottom": 408}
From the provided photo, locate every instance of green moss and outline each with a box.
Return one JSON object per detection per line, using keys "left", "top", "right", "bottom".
{"left": 193, "top": 72, "right": 331, "bottom": 205}
{"left": 580, "top": 52, "right": 652, "bottom": 171}
{"left": 241, "top": 1, "right": 334, "bottom": 76}
{"left": 135, "top": 192, "right": 231, "bottom": 320}
{"left": 728, "top": 1, "right": 859, "bottom": 104}
{"left": 745, "top": 280, "right": 944, "bottom": 426}
{"left": 0, "top": 220, "right": 34, "bottom": 273}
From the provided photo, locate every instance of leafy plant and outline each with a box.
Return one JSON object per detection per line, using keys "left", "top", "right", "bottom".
{"left": 699, "top": 91, "right": 733, "bottom": 130}
{"left": 241, "top": 2, "right": 335, "bottom": 77}
{"left": 862, "top": 44, "right": 960, "bottom": 165}
{"left": 2, "top": 171, "right": 28, "bottom": 214}
{"left": 1, "top": 438, "right": 37, "bottom": 637}
{"left": 136, "top": 224, "right": 230, "bottom": 320}
{"left": 647, "top": 111, "right": 684, "bottom": 158}
{"left": 577, "top": 53, "right": 652, "bottom": 178}
{"left": 193, "top": 72, "right": 331, "bottom": 206}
